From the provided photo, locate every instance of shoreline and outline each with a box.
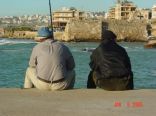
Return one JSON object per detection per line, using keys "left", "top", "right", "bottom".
{"left": 0, "top": 88, "right": 156, "bottom": 116}
{"left": 0, "top": 37, "right": 147, "bottom": 42}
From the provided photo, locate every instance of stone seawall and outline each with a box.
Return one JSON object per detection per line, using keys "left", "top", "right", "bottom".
{"left": 62, "top": 20, "right": 101, "bottom": 41}
{"left": 103, "top": 20, "right": 148, "bottom": 41}
{"left": 1, "top": 19, "right": 149, "bottom": 42}
{"left": 61, "top": 19, "right": 148, "bottom": 42}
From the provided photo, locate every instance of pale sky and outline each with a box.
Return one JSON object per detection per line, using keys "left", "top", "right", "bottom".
{"left": 0, "top": 0, "right": 156, "bottom": 16}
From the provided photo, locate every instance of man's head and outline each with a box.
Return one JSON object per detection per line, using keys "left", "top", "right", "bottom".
{"left": 35, "top": 27, "right": 53, "bottom": 41}
{"left": 101, "top": 30, "right": 117, "bottom": 42}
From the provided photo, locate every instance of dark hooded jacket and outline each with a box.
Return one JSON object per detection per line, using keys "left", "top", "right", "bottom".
{"left": 88, "top": 30, "right": 133, "bottom": 89}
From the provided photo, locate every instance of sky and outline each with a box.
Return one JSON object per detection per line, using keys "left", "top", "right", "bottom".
{"left": 0, "top": 0, "right": 156, "bottom": 16}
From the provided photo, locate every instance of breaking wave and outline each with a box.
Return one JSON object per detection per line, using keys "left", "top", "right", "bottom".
{"left": 0, "top": 38, "right": 35, "bottom": 45}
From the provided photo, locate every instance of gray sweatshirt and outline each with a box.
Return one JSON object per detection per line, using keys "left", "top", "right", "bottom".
{"left": 29, "top": 39, "right": 75, "bottom": 82}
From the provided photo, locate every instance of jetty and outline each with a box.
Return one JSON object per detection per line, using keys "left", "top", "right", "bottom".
{"left": 0, "top": 88, "right": 156, "bottom": 116}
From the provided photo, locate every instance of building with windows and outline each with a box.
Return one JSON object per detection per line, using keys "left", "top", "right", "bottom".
{"left": 108, "top": 0, "right": 137, "bottom": 20}
{"left": 139, "top": 9, "right": 151, "bottom": 20}
{"left": 152, "top": 5, "right": 156, "bottom": 19}
{"left": 52, "top": 7, "right": 85, "bottom": 30}
{"left": 107, "top": 7, "right": 115, "bottom": 19}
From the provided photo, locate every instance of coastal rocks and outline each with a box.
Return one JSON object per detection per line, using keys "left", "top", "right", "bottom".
{"left": 13, "top": 31, "right": 37, "bottom": 39}
{"left": 2, "top": 30, "right": 37, "bottom": 39}
{"left": 54, "top": 32, "right": 64, "bottom": 41}
{"left": 144, "top": 19, "right": 156, "bottom": 48}
{"left": 151, "top": 19, "right": 156, "bottom": 37}
{"left": 144, "top": 36, "right": 156, "bottom": 48}
{"left": 1, "top": 19, "right": 149, "bottom": 42}
{"left": 0, "top": 28, "right": 4, "bottom": 37}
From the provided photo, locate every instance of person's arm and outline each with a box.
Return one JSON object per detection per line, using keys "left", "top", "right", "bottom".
{"left": 124, "top": 50, "right": 133, "bottom": 78}
{"left": 89, "top": 51, "right": 97, "bottom": 70}
{"left": 66, "top": 48, "right": 75, "bottom": 70}
{"left": 29, "top": 47, "right": 37, "bottom": 68}
{"left": 124, "top": 50, "right": 134, "bottom": 89}
{"left": 66, "top": 55, "right": 75, "bottom": 70}
{"left": 87, "top": 50, "right": 98, "bottom": 89}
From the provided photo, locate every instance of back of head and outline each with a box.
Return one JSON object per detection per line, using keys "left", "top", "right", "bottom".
{"left": 101, "top": 30, "right": 117, "bottom": 43}
{"left": 35, "top": 27, "right": 53, "bottom": 41}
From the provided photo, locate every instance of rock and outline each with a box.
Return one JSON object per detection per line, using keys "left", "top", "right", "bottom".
{"left": 144, "top": 36, "right": 156, "bottom": 48}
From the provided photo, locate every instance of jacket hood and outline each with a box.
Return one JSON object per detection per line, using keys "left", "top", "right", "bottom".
{"left": 101, "top": 30, "right": 117, "bottom": 43}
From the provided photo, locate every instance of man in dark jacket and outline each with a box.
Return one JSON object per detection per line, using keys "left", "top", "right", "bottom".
{"left": 87, "top": 30, "right": 133, "bottom": 91}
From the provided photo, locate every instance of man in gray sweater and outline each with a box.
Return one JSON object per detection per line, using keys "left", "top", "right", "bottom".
{"left": 24, "top": 27, "right": 75, "bottom": 90}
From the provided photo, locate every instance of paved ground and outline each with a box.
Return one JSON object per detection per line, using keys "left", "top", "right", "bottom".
{"left": 0, "top": 89, "right": 156, "bottom": 116}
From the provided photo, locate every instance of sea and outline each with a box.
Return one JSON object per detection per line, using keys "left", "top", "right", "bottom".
{"left": 0, "top": 38, "right": 156, "bottom": 89}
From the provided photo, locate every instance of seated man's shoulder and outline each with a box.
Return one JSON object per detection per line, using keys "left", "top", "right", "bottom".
{"left": 54, "top": 41, "right": 70, "bottom": 51}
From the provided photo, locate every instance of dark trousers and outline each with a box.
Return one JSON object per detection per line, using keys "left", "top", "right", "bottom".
{"left": 87, "top": 71, "right": 134, "bottom": 91}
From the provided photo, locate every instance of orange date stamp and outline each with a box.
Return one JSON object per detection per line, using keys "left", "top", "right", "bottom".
{"left": 114, "top": 101, "right": 143, "bottom": 108}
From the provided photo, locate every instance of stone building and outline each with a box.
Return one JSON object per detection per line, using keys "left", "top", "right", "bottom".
{"left": 128, "top": 9, "right": 151, "bottom": 21}
{"left": 108, "top": 7, "right": 115, "bottom": 19}
{"left": 139, "top": 9, "right": 151, "bottom": 20}
{"left": 52, "top": 7, "right": 85, "bottom": 31}
{"left": 108, "top": 0, "right": 137, "bottom": 20}
{"left": 152, "top": 5, "right": 156, "bottom": 19}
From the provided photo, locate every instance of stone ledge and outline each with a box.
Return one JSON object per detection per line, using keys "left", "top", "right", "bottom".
{"left": 0, "top": 89, "right": 156, "bottom": 116}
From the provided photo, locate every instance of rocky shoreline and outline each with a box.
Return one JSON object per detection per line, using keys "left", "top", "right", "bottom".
{"left": 1, "top": 19, "right": 155, "bottom": 42}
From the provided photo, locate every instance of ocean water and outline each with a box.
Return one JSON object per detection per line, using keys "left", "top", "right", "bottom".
{"left": 0, "top": 38, "right": 156, "bottom": 89}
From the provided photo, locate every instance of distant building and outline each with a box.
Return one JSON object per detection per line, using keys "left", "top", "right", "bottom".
{"left": 52, "top": 7, "right": 85, "bottom": 30}
{"left": 107, "top": 7, "right": 115, "bottom": 19}
{"left": 139, "top": 9, "right": 151, "bottom": 20}
{"left": 108, "top": 0, "right": 137, "bottom": 20}
{"left": 152, "top": 5, "right": 156, "bottom": 19}
{"left": 84, "top": 12, "right": 105, "bottom": 19}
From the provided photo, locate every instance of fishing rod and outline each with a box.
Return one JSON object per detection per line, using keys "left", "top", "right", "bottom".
{"left": 49, "top": 0, "right": 54, "bottom": 34}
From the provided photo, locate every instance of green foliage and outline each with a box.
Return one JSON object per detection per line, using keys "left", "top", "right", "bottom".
{"left": 69, "top": 7, "right": 77, "bottom": 11}
{"left": 4, "top": 26, "right": 33, "bottom": 32}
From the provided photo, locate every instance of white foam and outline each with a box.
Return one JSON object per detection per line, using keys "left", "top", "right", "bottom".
{"left": 123, "top": 46, "right": 129, "bottom": 49}
{"left": 0, "top": 38, "right": 35, "bottom": 45}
